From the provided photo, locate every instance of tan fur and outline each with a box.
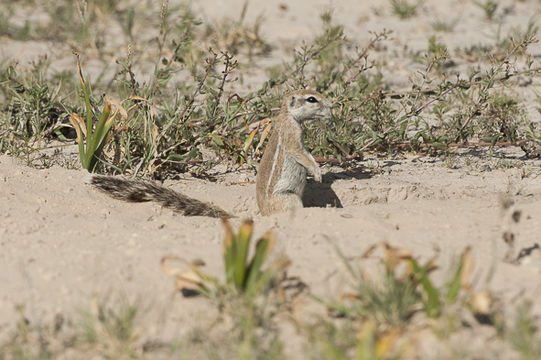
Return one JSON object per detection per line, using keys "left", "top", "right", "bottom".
{"left": 256, "top": 90, "right": 332, "bottom": 215}
{"left": 88, "top": 90, "right": 331, "bottom": 218}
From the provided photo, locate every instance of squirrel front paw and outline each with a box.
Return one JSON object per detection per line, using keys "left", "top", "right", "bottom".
{"left": 313, "top": 167, "right": 322, "bottom": 182}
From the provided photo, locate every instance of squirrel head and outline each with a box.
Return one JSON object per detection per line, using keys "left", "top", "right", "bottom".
{"left": 284, "top": 90, "right": 332, "bottom": 123}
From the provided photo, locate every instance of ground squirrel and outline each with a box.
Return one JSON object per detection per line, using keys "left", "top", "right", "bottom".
{"left": 256, "top": 90, "right": 331, "bottom": 215}
{"left": 89, "top": 90, "right": 331, "bottom": 217}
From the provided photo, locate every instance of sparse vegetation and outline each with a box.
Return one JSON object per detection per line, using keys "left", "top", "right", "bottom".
{"left": 431, "top": 18, "right": 458, "bottom": 32}
{"left": 389, "top": 0, "right": 420, "bottom": 19}
{"left": 1, "top": 1, "right": 540, "bottom": 175}
{"left": 161, "top": 219, "right": 292, "bottom": 303}
{"left": 79, "top": 297, "right": 141, "bottom": 358}
{"left": 508, "top": 301, "right": 541, "bottom": 360}
{"left": 1, "top": 0, "right": 541, "bottom": 358}
{"left": 306, "top": 243, "right": 485, "bottom": 358}
{"left": 473, "top": 0, "right": 499, "bottom": 20}
{"left": 1, "top": 233, "right": 535, "bottom": 359}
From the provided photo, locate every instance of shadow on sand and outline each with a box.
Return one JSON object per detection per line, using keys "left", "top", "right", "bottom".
{"left": 302, "top": 167, "right": 373, "bottom": 209}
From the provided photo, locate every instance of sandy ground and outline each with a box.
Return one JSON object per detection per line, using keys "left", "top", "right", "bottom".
{"left": 2, "top": 0, "right": 541, "bottom": 356}
{"left": 1, "top": 150, "right": 541, "bottom": 340}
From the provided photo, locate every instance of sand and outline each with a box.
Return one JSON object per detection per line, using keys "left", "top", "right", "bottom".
{"left": 1, "top": 0, "right": 541, "bottom": 357}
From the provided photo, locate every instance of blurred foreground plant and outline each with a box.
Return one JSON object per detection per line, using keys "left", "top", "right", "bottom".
{"left": 161, "top": 219, "right": 291, "bottom": 301}
{"left": 321, "top": 243, "right": 475, "bottom": 323}
{"left": 307, "top": 243, "right": 489, "bottom": 359}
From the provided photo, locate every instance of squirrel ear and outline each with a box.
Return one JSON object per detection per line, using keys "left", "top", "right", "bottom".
{"left": 289, "top": 96, "right": 296, "bottom": 108}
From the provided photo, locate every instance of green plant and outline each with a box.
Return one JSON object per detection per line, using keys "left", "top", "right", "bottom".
{"left": 473, "top": 0, "right": 498, "bottom": 20}
{"left": 0, "top": 298, "right": 175, "bottom": 359}
{"left": 318, "top": 243, "right": 473, "bottom": 325}
{"left": 0, "top": 5, "right": 14, "bottom": 37}
{"left": 0, "top": 62, "right": 67, "bottom": 141}
{"left": 80, "top": 296, "right": 140, "bottom": 357}
{"left": 0, "top": 60, "right": 77, "bottom": 167}
{"left": 2, "top": 0, "right": 540, "bottom": 175}
{"left": 230, "top": 300, "right": 285, "bottom": 360}
{"left": 496, "top": 19, "right": 538, "bottom": 55}
{"left": 205, "top": 1, "right": 270, "bottom": 59}
{"left": 389, "top": 0, "right": 420, "bottom": 19}
{"left": 431, "top": 18, "right": 458, "bottom": 32}
{"left": 161, "top": 220, "right": 291, "bottom": 359}
{"left": 306, "top": 244, "right": 484, "bottom": 359}
{"left": 0, "top": 305, "right": 53, "bottom": 360}
{"left": 306, "top": 318, "right": 402, "bottom": 360}
{"left": 162, "top": 219, "right": 290, "bottom": 300}
{"left": 69, "top": 53, "right": 120, "bottom": 172}
{"left": 222, "top": 219, "right": 278, "bottom": 297}
{"left": 427, "top": 36, "right": 448, "bottom": 58}
{"left": 508, "top": 301, "right": 541, "bottom": 360}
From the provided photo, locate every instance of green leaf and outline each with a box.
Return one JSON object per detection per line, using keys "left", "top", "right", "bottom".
{"left": 244, "top": 233, "right": 273, "bottom": 296}
{"left": 210, "top": 133, "right": 224, "bottom": 147}
{"left": 87, "top": 103, "right": 112, "bottom": 171}
{"left": 445, "top": 256, "right": 465, "bottom": 305}
{"left": 76, "top": 53, "right": 93, "bottom": 139}
{"left": 243, "top": 129, "right": 257, "bottom": 155}
{"left": 234, "top": 220, "right": 253, "bottom": 289}
{"left": 408, "top": 258, "right": 441, "bottom": 318}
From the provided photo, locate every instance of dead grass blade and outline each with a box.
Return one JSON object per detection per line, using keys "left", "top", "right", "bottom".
{"left": 160, "top": 255, "right": 215, "bottom": 296}
{"left": 254, "top": 118, "right": 272, "bottom": 156}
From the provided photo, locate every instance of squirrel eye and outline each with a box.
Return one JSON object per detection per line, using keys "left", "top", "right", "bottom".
{"left": 306, "top": 96, "right": 318, "bottom": 103}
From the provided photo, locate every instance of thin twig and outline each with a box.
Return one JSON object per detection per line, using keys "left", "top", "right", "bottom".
{"left": 382, "top": 67, "right": 541, "bottom": 100}
{"left": 286, "top": 32, "right": 344, "bottom": 79}
{"left": 178, "top": 52, "right": 217, "bottom": 123}
{"left": 155, "top": 53, "right": 218, "bottom": 159}
{"left": 315, "top": 139, "right": 533, "bottom": 165}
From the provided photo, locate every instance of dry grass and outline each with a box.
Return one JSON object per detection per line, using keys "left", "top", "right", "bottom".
{"left": 1, "top": 1, "right": 540, "bottom": 358}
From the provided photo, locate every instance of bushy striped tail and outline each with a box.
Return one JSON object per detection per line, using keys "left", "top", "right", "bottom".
{"left": 89, "top": 175, "right": 233, "bottom": 219}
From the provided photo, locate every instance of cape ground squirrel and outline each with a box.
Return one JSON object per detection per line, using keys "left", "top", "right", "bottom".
{"left": 89, "top": 90, "right": 331, "bottom": 217}
{"left": 256, "top": 90, "right": 331, "bottom": 215}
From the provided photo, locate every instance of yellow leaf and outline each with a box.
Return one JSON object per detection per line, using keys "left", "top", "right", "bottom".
{"left": 129, "top": 95, "right": 149, "bottom": 102}
{"left": 360, "top": 244, "right": 378, "bottom": 259}
{"left": 160, "top": 255, "right": 214, "bottom": 295}
{"left": 243, "top": 128, "right": 258, "bottom": 154}
{"left": 69, "top": 112, "right": 86, "bottom": 139}
{"left": 161, "top": 255, "right": 206, "bottom": 276}
{"left": 383, "top": 242, "right": 411, "bottom": 273}
{"left": 254, "top": 119, "right": 272, "bottom": 155}
{"left": 470, "top": 290, "right": 492, "bottom": 316}
{"left": 106, "top": 97, "right": 128, "bottom": 120}
{"left": 74, "top": 52, "right": 85, "bottom": 88}
{"left": 376, "top": 329, "right": 400, "bottom": 357}
{"left": 221, "top": 218, "right": 234, "bottom": 255}
{"left": 460, "top": 246, "right": 473, "bottom": 291}
{"left": 238, "top": 219, "right": 254, "bottom": 240}
{"left": 256, "top": 230, "right": 276, "bottom": 257}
